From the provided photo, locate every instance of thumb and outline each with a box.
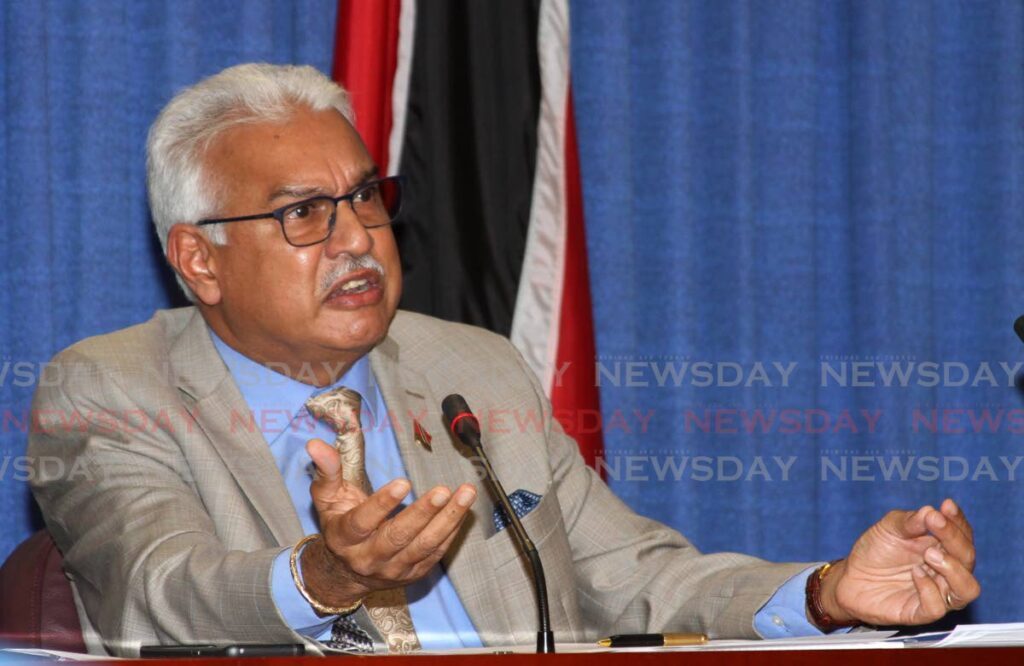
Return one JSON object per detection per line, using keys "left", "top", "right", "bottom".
{"left": 890, "top": 506, "right": 933, "bottom": 539}
{"left": 307, "top": 438, "right": 343, "bottom": 494}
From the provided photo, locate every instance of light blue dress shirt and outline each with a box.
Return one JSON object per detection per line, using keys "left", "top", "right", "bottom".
{"left": 754, "top": 565, "right": 851, "bottom": 638}
{"left": 209, "top": 332, "right": 827, "bottom": 644}
{"left": 210, "top": 333, "right": 482, "bottom": 649}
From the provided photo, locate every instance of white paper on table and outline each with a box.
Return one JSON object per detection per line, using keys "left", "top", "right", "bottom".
{"left": 928, "top": 622, "right": 1024, "bottom": 648}
{"left": 662, "top": 630, "right": 902, "bottom": 652}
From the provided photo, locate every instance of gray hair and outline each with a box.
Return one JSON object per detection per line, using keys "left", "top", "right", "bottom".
{"left": 146, "top": 63, "right": 354, "bottom": 300}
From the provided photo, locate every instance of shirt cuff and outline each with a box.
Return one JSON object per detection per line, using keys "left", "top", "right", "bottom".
{"left": 270, "top": 545, "right": 337, "bottom": 639}
{"left": 754, "top": 564, "right": 853, "bottom": 638}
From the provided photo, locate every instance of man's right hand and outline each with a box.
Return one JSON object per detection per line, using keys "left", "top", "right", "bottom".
{"left": 299, "top": 438, "right": 477, "bottom": 611}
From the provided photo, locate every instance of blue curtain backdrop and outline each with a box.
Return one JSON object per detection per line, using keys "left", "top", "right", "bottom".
{"left": 572, "top": 0, "right": 1023, "bottom": 623}
{"left": 2, "top": 0, "right": 1023, "bottom": 625}
{"left": 0, "top": 0, "right": 336, "bottom": 557}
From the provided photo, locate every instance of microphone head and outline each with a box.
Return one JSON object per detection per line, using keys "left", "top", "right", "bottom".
{"left": 442, "top": 394, "right": 471, "bottom": 424}
{"left": 1015, "top": 315, "right": 1024, "bottom": 345}
{"left": 442, "top": 393, "right": 480, "bottom": 438}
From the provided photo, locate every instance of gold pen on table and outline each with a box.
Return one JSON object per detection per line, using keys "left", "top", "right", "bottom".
{"left": 597, "top": 632, "right": 709, "bottom": 648}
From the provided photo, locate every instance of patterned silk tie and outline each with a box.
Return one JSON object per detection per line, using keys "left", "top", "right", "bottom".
{"left": 305, "top": 387, "right": 422, "bottom": 654}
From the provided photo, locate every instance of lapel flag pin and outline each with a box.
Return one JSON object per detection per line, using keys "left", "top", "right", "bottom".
{"left": 413, "top": 419, "right": 432, "bottom": 451}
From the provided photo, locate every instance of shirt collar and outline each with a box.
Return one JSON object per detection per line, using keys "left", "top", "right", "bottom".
{"left": 208, "top": 330, "right": 381, "bottom": 430}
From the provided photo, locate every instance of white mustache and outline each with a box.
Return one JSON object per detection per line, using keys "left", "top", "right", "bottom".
{"left": 319, "top": 255, "right": 385, "bottom": 294}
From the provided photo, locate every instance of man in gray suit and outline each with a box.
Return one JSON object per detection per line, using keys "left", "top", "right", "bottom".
{"left": 28, "top": 63, "right": 978, "bottom": 656}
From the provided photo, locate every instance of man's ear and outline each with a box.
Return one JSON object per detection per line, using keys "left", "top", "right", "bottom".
{"left": 166, "top": 223, "right": 223, "bottom": 305}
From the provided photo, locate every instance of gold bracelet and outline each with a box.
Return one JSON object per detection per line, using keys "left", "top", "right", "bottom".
{"left": 289, "top": 534, "right": 363, "bottom": 616}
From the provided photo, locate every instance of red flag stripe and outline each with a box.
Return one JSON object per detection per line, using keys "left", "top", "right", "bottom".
{"left": 332, "top": 0, "right": 402, "bottom": 173}
{"left": 550, "top": 89, "right": 603, "bottom": 469}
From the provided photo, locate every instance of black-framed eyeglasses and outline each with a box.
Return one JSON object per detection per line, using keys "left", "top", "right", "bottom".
{"left": 196, "top": 175, "right": 403, "bottom": 247}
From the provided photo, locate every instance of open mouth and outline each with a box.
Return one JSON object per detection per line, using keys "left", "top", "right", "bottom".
{"left": 337, "top": 277, "right": 373, "bottom": 295}
{"left": 325, "top": 269, "right": 383, "bottom": 302}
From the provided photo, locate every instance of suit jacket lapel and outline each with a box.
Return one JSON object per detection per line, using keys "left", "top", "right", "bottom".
{"left": 369, "top": 335, "right": 513, "bottom": 644}
{"left": 168, "top": 309, "right": 304, "bottom": 547}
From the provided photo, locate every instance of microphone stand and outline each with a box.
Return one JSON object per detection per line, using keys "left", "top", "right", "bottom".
{"left": 443, "top": 395, "right": 555, "bottom": 654}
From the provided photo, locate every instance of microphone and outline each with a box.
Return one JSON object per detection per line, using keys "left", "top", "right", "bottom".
{"left": 441, "top": 394, "right": 555, "bottom": 654}
{"left": 1015, "top": 315, "right": 1024, "bottom": 345}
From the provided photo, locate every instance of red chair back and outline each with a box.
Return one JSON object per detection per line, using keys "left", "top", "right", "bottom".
{"left": 0, "top": 530, "right": 85, "bottom": 652}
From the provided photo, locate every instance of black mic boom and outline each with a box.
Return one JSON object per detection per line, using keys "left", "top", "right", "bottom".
{"left": 441, "top": 394, "right": 555, "bottom": 654}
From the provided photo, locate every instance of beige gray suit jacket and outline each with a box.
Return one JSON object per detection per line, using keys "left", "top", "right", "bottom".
{"left": 28, "top": 307, "right": 811, "bottom": 656}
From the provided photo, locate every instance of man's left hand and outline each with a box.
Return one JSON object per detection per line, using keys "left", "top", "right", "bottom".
{"left": 819, "top": 498, "right": 979, "bottom": 626}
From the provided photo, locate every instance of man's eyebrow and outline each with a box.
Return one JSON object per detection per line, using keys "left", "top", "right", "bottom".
{"left": 354, "top": 166, "right": 380, "bottom": 186}
{"left": 267, "top": 167, "right": 380, "bottom": 205}
{"left": 267, "top": 185, "right": 331, "bottom": 204}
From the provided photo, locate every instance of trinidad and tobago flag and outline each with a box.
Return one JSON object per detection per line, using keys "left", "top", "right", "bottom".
{"left": 333, "top": 0, "right": 603, "bottom": 470}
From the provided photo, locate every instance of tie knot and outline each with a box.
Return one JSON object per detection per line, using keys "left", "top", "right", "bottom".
{"left": 305, "top": 386, "right": 363, "bottom": 434}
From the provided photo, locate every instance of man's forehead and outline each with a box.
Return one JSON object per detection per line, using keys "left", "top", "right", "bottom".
{"left": 208, "top": 105, "right": 354, "bottom": 150}
{"left": 206, "top": 108, "right": 375, "bottom": 197}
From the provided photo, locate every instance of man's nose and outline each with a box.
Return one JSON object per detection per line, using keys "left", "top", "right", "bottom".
{"left": 324, "top": 203, "right": 373, "bottom": 258}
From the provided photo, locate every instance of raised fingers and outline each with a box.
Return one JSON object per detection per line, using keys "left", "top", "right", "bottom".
{"left": 329, "top": 479, "right": 411, "bottom": 547}
{"left": 910, "top": 564, "right": 947, "bottom": 623}
{"left": 407, "top": 520, "right": 465, "bottom": 580}
{"left": 923, "top": 546, "right": 981, "bottom": 610}
{"left": 398, "top": 484, "right": 477, "bottom": 565}
{"left": 925, "top": 505, "right": 976, "bottom": 572}
{"left": 374, "top": 485, "right": 456, "bottom": 554}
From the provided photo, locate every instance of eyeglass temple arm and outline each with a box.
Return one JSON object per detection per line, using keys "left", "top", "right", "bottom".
{"left": 196, "top": 212, "right": 277, "bottom": 226}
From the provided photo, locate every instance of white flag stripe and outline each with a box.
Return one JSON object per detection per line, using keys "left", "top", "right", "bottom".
{"left": 509, "top": 0, "right": 571, "bottom": 394}
{"left": 387, "top": 0, "right": 416, "bottom": 176}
